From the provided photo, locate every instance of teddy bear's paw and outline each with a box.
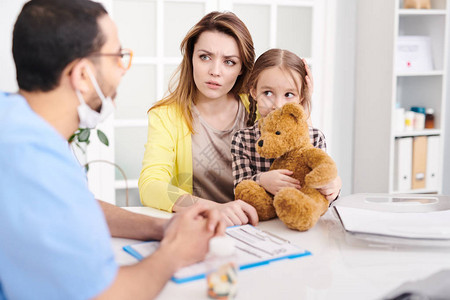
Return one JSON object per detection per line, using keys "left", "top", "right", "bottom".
{"left": 235, "top": 180, "right": 277, "bottom": 221}
{"left": 304, "top": 164, "right": 338, "bottom": 189}
{"left": 273, "top": 188, "right": 322, "bottom": 231}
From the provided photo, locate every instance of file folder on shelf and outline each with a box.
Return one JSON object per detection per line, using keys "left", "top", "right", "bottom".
{"left": 411, "top": 136, "right": 427, "bottom": 189}
{"left": 426, "top": 136, "right": 439, "bottom": 191}
{"left": 123, "top": 225, "right": 311, "bottom": 283}
{"left": 394, "top": 137, "right": 412, "bottom": 191}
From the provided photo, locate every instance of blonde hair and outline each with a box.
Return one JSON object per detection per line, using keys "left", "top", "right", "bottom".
{"left": 150, "top": 11, "right": 255, "bottom": 133}
{"left": 247, "top": 48, "right": 311, "bottom": 127}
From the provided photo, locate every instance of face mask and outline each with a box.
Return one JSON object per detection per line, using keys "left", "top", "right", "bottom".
{"left": 76, "top": 67, "right": 115, "bottom": 129}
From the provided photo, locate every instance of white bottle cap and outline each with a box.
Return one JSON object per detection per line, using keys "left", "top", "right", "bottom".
{"left": 426, "top": 108, "right": 434, "bottom": 114}
{"left": 209, "top": 236, "right": 235, "bottom": 257}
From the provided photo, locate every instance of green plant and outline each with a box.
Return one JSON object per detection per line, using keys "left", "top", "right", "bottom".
{"left": 68, "top": 128, "right": 130, "bottom": 206}
{"left": 69, "top": 128, "right": 109, "bottom": 154}
{"left": 69, "top": 128, "right": 109, "bottom": 172}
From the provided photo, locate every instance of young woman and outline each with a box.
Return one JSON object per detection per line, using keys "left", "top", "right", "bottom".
{"left": 138, "top": 11, "right": 258, "bottom": 226}
{"left": 232, "top": 49, "right": 342, "bottom": 203}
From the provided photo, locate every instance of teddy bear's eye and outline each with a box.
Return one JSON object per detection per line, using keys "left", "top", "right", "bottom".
{"left": 275, "top": 131, "right": 281, "bottom": 135}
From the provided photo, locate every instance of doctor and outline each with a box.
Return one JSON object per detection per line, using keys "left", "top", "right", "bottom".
{"left": 0, "top": 0, "right": 224, "bottom": 299}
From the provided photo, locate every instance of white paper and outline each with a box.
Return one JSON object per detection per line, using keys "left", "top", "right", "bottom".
{"left": 335, "top": 206, "right": 450, "bottom": 239}
{"left": 128, "top": 225, "right": 308, "bottom": 281}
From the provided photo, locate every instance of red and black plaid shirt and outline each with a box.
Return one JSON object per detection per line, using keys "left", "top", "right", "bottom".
{"left": 231, "top": 121, "right": 327, "bottom": 188}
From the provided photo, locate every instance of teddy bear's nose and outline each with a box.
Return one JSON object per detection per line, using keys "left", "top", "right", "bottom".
{"left": 258, "top": 140, "right": 264, "bottom": 147}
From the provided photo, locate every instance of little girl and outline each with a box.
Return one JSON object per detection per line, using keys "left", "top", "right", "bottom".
{"left": 231, "top": 49, "right": 341, "bottom": 202}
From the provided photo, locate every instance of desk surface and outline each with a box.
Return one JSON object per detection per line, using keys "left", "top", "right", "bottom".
{"left": 112, "top": 206, "right": 450, "bottom": 300}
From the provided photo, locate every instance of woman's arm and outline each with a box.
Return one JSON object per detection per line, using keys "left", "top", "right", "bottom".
{"left": 138, "top": 107, "right": 190, "bottom": 212}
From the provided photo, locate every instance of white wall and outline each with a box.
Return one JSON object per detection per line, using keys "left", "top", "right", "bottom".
{"left": 326, "top": 0, "right": 357, "bottom": 196}
{"left": 0, "top": 0, "right": 27, "bottom": 92}
{"left": 443, "top": 30, "right": 450, "bottom": 195}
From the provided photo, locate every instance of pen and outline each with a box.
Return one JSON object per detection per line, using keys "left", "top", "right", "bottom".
{"left": 235, "top": 245, "right": 262, "bottom": 259}
{"left": 262, "top": 230, "right": 291, "bottom": 244}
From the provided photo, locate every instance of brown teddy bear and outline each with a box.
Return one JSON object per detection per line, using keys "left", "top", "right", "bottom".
{"left": 235, "top": 103, "right": 337, "bottom": 231}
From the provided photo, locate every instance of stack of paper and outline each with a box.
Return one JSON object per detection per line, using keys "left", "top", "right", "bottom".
{"left": 334, "top": 206, "right": 450, "bottom": 240}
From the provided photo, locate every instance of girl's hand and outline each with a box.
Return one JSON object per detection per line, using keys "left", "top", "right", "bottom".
{"left": 317, "top": 175, "right": 342, "bottom": 203}
{"left": 303, "top": 58, "right": 314, "bottom": 99}
{"left": 259, "top": 169, "right": 301, "bottom": 195}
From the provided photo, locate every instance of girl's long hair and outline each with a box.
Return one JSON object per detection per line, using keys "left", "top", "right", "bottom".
{"left": 150, "top": 11, "right": 255, "bottom": 133}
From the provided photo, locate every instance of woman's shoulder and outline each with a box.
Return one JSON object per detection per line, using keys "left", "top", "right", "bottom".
{"left": 238, "top": 93, "right": 250, "bottom": 112}
{"left": 148, "top": 103, "right": 188, "bottom": 130}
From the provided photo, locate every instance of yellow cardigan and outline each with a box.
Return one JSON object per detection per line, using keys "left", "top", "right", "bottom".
{"left": 138, "top": 95, "right": 250, "bottom": 212}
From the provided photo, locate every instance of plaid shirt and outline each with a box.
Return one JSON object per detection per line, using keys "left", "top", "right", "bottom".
{"left": 231, "top": 121, "right": 327, "bottom": 188}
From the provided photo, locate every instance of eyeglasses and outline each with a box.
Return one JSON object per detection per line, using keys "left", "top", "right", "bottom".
{"left": 90, "top": 48, "right": 133, "bottom": 70}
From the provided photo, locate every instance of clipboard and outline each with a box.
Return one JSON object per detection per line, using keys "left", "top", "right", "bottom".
{"left": 123, "top": 224, "right": 311, "bottom": 283}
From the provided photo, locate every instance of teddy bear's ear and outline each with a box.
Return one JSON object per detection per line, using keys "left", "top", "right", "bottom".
{"left": 280, "top": 103, "right": 306, "bottom": 123}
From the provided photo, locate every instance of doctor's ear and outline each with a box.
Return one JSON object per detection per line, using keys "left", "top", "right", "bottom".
{"left": 68, "top": 59, "right": 92, "bottom": 93}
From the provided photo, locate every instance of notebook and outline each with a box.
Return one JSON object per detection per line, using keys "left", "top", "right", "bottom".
{"left": 123, "top": 224, "right": 311, "bottom": 283}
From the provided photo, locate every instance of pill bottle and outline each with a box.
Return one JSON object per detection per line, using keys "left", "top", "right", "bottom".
{"left": 206, "top": 236, "right": 238, "bottom": 299}
{"left": 414, "top": 112, "right": 425, "bottom": 130}
{"left": 404, "top": 111, "right": 415, "bottom": 131}
{"left": 395, "top": 105, "right": 405, "bottom": 132}
{"left": 425, "top": 108, "right": 435, "bottom": 129}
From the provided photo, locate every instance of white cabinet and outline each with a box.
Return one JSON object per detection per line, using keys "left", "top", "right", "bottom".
{"left": 354, "top": 0, "right": 448, "bottom": 194}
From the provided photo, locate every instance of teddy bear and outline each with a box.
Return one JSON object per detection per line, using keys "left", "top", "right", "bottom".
{"left": 235, "top": 103, "right": 337, "bottom": 231}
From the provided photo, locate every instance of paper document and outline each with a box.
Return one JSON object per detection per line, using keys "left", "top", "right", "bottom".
{"left": 335, "top": 206, "right": 450, "bottom": 240}
{"left": 123, "top": 224, "right": 311, "bottom": 283}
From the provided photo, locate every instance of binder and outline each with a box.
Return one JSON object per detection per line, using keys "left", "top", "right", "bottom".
{"left": 411, "top": 136, "right": 427, "bottom": 189}
{"left": 394, "top": 137, "right": 412, "bottom": 191}
{"left": 123, "top": 225, "right": 311, "bottom": 284}
{"left": 426, "top": 136, "right": 440, "bottom": 190}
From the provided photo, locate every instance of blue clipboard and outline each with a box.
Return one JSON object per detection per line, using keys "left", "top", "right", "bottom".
{"left": 123, "top": 224, "right": 311, "bottom": 284}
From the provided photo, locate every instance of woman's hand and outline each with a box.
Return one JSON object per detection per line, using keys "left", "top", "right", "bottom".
{"left": 259, "top": 169, "right": 301, "bottom": 195}
{"left": 174, "top": 194, "right": 259, "bottom": 227}
{"left": 210, "top": 200, "right": 259, "bottom": 227}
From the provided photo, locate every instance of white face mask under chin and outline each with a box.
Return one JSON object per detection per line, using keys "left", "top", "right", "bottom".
{"left": 76, "top": 67, "right": 115, "bottom": 129}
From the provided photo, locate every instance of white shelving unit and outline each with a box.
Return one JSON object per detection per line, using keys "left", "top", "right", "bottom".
{"left": 354, "top": 0, "right": 448, "bottom": 194}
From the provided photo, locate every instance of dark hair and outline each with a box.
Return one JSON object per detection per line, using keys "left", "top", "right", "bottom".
{"left": 247, "top": 49, "right": 310, "bottom": 126}
{"left": 13, "top": 0, "right": 107, "bottom": 92}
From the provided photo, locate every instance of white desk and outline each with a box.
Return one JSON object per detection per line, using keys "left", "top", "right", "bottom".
{"left": 112, "top": 206, "right": 450, "bottom": 300}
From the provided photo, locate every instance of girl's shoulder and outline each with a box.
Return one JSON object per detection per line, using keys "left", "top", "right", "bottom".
{"left": 308, "top": 126, "right": 327, "bottom": 151}
{"left": 233, "top": 121, "right": 260, "bottom": 142}
{"left": 308, "top": 126, "right": 326, "bottom": 139}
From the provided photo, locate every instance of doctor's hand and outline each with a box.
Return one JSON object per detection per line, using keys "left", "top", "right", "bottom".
{"left": 161, "top": 203, "right": 225, "bottom": 269}
{"left": 317, "top": 175, "right": 342, "bottom": 203}
{"left": 259, "top": 169, "right": 301, "bottom": 196}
